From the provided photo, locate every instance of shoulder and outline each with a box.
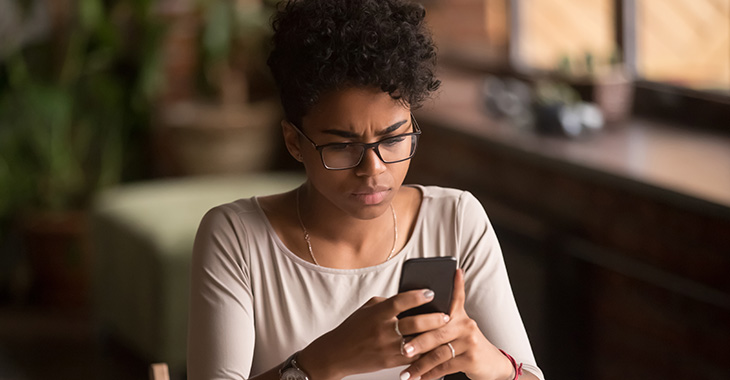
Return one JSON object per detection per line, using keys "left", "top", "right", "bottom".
{"left": 413, "top": 185, "right": 490, "bottom": 240}
{"left": 413, "top": 185, "right": 483, "bottom": 214}
{"left": 193, "top": 198, "right": 269, "bottom": 267}
{"left": 197, "top": 197, "right": 263, "bottom": 234}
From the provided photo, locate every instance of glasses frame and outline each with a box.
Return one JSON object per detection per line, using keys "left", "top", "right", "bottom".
{"left": 290, "top": 113, "right": 422, "bottom": 170}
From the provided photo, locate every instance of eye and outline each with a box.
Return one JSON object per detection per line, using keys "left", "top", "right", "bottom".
{"left": 381, "top": 135, "right": 406, "bottom": 147}
{"left": 326, "top": 143, "right": 353, "bottom": 152}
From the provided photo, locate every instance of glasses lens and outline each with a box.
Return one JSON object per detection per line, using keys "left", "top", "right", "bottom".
{"left": 378, "top": 134, "right": 417, "bottom": 163}
{"left": 321, "top": 144, "right": 364, "bottom": 169}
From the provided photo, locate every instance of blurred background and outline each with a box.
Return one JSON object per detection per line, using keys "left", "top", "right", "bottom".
{"left": 0, "top": 0, "right": 728, "bottom": 379}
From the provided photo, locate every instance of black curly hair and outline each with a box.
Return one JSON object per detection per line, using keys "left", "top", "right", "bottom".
{"left": 267, "top": 0, "right": 440, "bottom": 125}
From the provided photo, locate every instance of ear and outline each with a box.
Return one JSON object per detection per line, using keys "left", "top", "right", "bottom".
{"left": 282, "top": 120, "right": 303, "bottom": 162}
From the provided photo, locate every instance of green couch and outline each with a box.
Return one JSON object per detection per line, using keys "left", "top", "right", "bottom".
{"left": 91, "top": 172, "right": 304, "bottom": 371}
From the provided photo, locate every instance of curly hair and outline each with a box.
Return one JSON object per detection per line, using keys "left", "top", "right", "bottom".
{"left": 267, "top": 0, "right": 440, "bottom": 125}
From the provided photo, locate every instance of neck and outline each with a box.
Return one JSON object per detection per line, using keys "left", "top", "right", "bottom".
{"left": 297, "top": 184, "right": 398, "bottom": 267}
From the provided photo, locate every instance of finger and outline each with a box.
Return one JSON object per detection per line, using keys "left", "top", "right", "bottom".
{"left": 418, "top": 341, "right": 461, "bottom": 380}
{"left": 419, "top": 356, "right": 460, "bottom": 380}
{"left": 400, "top": 343, "right": 459, "bottom": 380}
{"left": 396, "top": 312, "right": 450, "bottom": 337}
{"left": 400, "top": 322, "right": 458, "bottom": 358}
{"left": 381, "top": 288, "right": 435, "bottom": 317}
{"left": 449, "top": 268, "right": 466, "bottom": 316}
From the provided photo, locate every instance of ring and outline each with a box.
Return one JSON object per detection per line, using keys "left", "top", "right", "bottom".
{"left": 400, "top": 338, "right": 407, "bottom": 356}
{"left": 447, "top": 342, "right": 455, "bottom": 359}
{"left": 394, "top": 319, "right": 402, "bottom": 337}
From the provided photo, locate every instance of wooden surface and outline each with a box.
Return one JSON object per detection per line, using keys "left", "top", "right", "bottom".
{"left": 408, "top": 68, "right": 730, "bottom": 379}
{"left": 417, "top": 69, "right": 730, "bottom": 216}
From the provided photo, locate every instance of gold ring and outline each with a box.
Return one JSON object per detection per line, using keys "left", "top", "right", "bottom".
{"left": 447, "top": 342, "right": 455, "bottom": 359}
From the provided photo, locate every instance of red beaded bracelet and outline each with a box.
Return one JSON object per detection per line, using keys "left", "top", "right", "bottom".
{"left": 499, "top": 349, "right": 524, "bottom": 380}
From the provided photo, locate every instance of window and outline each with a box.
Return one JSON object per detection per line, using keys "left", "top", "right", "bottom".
{"left": 511, "top": 0, "right": 730, "bottom": 94}
{"left": 635, "top": 0, "right": 730, "bottom": 93}
{"left": 515, "top": 0, "right": 617, "bottom": 76}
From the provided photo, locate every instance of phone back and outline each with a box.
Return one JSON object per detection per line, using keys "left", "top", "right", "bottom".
{"left": 398, "top": 257, "right": 457, "bottom": 319}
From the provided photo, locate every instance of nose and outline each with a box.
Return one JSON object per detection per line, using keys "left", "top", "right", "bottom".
{"left": 354, "top": 146, "right": 387, "bottom": 177}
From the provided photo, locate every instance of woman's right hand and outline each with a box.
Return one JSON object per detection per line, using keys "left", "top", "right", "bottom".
{"left": 297, "top": 289, "right": 451, "bottom": 380}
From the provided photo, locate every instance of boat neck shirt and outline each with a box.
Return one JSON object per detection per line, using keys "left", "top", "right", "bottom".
{"left": 188, "top": 185, "right": 545, "bottom": 380}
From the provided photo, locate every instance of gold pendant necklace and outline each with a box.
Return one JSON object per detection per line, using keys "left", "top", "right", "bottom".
{"left": 295, "top": 187, "right": 398, "bottom": 266}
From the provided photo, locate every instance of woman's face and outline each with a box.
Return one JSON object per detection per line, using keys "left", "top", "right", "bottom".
{"left": 286, "top": 86, "right": 414, "bottom": 220}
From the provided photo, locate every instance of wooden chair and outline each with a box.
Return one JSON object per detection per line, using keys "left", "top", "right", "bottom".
{"left": 149, "top": 363, "right": 170, "bottom": 380}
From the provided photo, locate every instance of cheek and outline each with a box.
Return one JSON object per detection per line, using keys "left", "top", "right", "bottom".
{"left": 391, "top": 160, "right": 411, "bottom": 183}
{"left": 305, "top": 164, "right": 349, "bottom": 191}
{"left": 302, "top": 156, "right": 328, "bottom": 179}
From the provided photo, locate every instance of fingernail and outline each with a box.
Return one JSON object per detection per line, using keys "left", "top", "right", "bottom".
{"left": 400, "top": 371, "right": 411, "bottom": 380}
{"left": 404, "top": 344, "right": 415, "bottom": 356}
{"left": 423, "top": 289, "right": 434, "bottom": 299}
{"left": 443, "top": 314, "right": 450, "bottom": 322}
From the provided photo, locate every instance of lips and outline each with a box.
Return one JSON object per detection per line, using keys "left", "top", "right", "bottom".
{"left": 351, "top": 186, "right": 390, "bottom": 205}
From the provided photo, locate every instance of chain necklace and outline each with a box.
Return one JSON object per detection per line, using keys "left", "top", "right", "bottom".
{"left": 295, "top": 187, "right": 398, "bottom": 266}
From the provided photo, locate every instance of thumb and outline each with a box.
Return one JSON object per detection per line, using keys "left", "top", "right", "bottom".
{"left": 449, "top": 268, "right": 466, "bottom": 315}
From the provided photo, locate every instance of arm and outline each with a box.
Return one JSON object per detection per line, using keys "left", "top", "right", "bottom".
{"left": 187, "top": 206, "right": 256, "bottom": 379}
{"left": 188, "top": 206, "right": 450, "bottom": 380}
{"left": 284, "top": 290, "right": 450, "bottom": 380}
{"left": 240, "top": 288, "right": 448, "bottom": 380}
{"left": 395, "top": 269, "right": 528, "bottom": 380}
{"left": 393, "top": 192, "right": 545, "bottom": 380}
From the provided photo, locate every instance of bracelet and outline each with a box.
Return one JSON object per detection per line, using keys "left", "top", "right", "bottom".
{"left": 498, "top": 349, "right": 523, "bottom": 380}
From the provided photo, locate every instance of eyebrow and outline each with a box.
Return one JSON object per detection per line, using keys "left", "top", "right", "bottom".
{"left": 322, "top": 119, "right": 409, "bottom": 138}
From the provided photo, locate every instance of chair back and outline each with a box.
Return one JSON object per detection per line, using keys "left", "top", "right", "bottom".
{"left": 149, "top": 363, "right": 170, "bottom": 380}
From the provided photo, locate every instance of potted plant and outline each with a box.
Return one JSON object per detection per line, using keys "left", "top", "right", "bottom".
{"left": 556, "top": 51, "right": 634, "bottom": 124}
{"left": 0, "top": 0, "right": 164, "bottom": 307}
{"left": 532, "top": 78, "right": 604, "bottom": 138}
{"left": 155, "top": 0, "right": 283, "bottom": 175}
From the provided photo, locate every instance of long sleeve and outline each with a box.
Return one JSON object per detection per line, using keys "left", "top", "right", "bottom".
{"left": 456, "top": 192, "right": 545, "bottom": 380}
{"left": 188, "top": 205, "right": 255, "bottom": 380}
{"left": 186, "top": 189, "right": 545, "bottom": 380}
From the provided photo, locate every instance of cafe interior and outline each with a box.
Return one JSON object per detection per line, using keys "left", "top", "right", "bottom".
{"left": 1, "top": 0, "right": 729, "bottom": 379}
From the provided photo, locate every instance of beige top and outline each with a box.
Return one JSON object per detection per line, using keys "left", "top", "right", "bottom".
{"left": 187, "top": 185, "right": 544, "bottom": 380}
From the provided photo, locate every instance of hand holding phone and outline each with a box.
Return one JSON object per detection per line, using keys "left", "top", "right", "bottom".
{"left": 397, "top": 257, "right": 457, "bottom": 319}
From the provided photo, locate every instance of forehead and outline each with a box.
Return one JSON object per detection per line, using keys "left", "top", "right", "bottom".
{"left": 302, "top": 87, "right": 410, "bottom": 130}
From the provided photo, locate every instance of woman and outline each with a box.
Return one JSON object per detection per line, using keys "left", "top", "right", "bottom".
{"left": 187, "top": 0, "right": 544, "bottom": 379}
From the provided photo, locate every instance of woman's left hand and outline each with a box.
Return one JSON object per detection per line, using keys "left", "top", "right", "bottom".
{"left": 397, "top": 269, "right": 515, "bottom": 380}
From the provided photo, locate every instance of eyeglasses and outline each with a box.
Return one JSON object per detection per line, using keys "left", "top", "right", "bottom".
{"left": 291, "top": 114, "right": 422, "bottom": 170}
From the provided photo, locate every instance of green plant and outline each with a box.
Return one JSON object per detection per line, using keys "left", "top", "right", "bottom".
{"left": 557, "top": 49, "right": 625, "bottom": 79}
{"left": 0, "top": 0, "right": 164, "bottom": 216}
{"left": 533, "top": 79, "right": 580, "bottom": 107}
{"left": 196, "top": 0, "right": 277, "bottom": 101}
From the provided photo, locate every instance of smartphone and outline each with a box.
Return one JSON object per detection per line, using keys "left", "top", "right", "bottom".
{"left": 397, "top": 256, "right": 457, "bottom": 319}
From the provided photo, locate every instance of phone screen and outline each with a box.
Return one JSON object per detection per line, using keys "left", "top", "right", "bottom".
{"left": 397, "top": 256, "right": 457, "bottom": 319}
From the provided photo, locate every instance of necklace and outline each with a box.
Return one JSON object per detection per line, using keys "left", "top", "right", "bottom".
{"left": 295, "top": 187, "right": 398, "bottom": 266}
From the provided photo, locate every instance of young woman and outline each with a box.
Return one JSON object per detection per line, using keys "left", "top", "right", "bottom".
{"left": 187, "top": 1, "right": 544, "bottom": 379}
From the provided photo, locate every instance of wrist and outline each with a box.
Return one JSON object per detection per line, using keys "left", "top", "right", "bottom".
{"left": 498, "top": 349, "right": 523, "bottom": 380}
{"left": 297, "top": 341, "right": 341, "bottom": 380}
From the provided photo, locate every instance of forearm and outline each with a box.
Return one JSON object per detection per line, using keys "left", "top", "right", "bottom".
{"left": 246, "top": 351, "right": 338, "bottom": 380}
{"left": 248, "top": 335, "right": 342, "bottom": 380}
{"left": 296, "top": 340, "right": 342, "bottom": 380}
{"left": 248, "top": 366, "right": 285, "bottom": 380}
{"left": 520, "top": 370, "right": 540, "bottom": 380}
